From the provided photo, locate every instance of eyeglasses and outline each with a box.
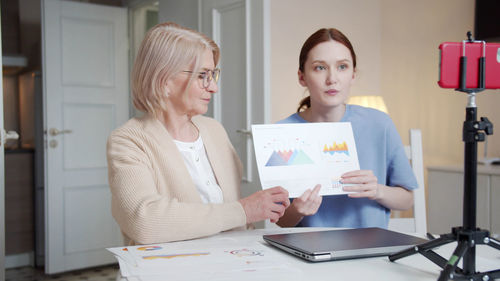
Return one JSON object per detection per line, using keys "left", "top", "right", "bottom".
{"left": 182, "top": 68, "right": 220, "bottom": 89}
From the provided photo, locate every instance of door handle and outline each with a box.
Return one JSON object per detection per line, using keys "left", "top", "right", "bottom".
{"left": 2, "top": 130, "right": 19, "bottom": 144}
{"left": 236, "top": 129, "right": 252, "bottom": 137}
{"left": 49, "top": 128, "right": 73, "bottom": 136}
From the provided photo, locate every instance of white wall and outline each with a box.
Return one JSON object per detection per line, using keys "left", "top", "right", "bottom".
{"left": 270, "top": 0, "right": 500, "bottom": 170}
{"left": 158, "top": 0, "right": 199, "bottom": 30}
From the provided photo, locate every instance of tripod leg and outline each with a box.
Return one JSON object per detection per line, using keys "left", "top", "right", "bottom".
{"left": 419, "top": 249, "right": 449, "bottom": 269}
{"left": 476, "top": 237, "right": 500, "bottom": 280}
{"left": 463, "top": 242, "right": 475, "bottom": 275}
{"left": 389, "top": 235, "right": 454, "bottom": 262}
{"left": 486, "top": 236, "right": 500, "bottom": 251}
{"left": 478, "top": 268, "right": 500, "bottom": 280}
{"left": 438, "top": 241, "right": 469, "bottom": 281}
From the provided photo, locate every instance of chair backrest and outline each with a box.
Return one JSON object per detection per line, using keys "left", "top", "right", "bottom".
{"left": 388, "top": 129, "right": 427, "bottom": 235}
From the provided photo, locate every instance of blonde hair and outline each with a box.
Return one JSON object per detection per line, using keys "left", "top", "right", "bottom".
{"left": 131, "top": 22, "right": 220, "bottom": 117}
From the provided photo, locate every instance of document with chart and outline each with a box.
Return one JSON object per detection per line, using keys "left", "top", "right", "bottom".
{"left": 251, "top": 122, "right": 360, "bottom": 198}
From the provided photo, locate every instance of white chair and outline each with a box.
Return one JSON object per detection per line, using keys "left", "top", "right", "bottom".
{"left": 388, "top": 129, "right": 427, "bottom": 235}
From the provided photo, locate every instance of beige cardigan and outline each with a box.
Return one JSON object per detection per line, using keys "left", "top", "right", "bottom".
{"left": 107, "top": 114, "right": 247, "bottom": 245}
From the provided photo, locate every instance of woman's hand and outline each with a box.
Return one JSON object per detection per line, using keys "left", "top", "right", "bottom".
{"left": 341, "top": 170, "right": 414, "bottom": 210}
{"left": 341, "top": 170, "right": 381, "bottom": 200}
{"left": 276, "top": 184, "right": 322, "bottom": 227}
{"left": 239, "top": 186, "right": 290, "bottom": 224}
{"left": 290, "top": 184, "right": 322, "bottom": 216}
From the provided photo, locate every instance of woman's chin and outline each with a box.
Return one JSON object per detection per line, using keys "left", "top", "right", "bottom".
{"left": 194, "top": 106, "right": 209, "bottom": 116}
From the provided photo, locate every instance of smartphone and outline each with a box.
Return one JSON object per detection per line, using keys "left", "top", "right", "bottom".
{"left": 438, "top": 42, "right": 500, "bottom": 89}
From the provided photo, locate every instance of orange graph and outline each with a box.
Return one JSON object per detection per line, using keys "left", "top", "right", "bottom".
{"left": 323, "top": 141, "right": 348, "bottom": 154}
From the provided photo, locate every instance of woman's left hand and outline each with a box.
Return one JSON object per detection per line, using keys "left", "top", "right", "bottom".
{"left": 340, "top": 170, "right": 381, "bottom": 200}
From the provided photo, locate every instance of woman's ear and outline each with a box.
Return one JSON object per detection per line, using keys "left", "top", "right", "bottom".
{"left": 163, "top": 78, "right": 173, "bottom": 97}
{"left": 298, "top": 70, "right": 307, "bottom": 87}
{"left": 350, "top": 69, "right": 356, "bottom": 85}
{"left": 163, "top": 84, "right": 171, "bottom": 98}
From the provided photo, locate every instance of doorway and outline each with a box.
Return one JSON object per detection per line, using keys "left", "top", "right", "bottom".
{"left": 1, "top": 0, "right": 42, "bottom": 268}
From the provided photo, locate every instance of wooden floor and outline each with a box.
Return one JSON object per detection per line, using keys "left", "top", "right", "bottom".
{"left": 5, "top": 264, "right": 119, "bottom": 281}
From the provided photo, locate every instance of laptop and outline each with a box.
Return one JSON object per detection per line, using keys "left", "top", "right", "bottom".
{"left": 263, "top": 227, "right": 427, "bottom": 262}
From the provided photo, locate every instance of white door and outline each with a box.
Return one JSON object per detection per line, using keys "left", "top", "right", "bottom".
{"left": 42, "top": 0, "right": 129, "bottom": 273}
{"left": 200, "top": 0, "right": 270, "bottom": 226}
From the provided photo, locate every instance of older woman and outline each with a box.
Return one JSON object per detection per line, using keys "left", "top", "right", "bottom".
{"left": 107, "top": 22, "right": 289, "bottom": 245}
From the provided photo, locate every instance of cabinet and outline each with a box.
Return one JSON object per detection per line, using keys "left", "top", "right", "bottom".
{"left": 5, "top": 149, "right": 34, "bottom": 255}
{"left": 428, "top": 165, "right": 500, "bottom": 238}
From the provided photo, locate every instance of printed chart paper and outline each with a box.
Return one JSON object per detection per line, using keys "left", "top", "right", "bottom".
{"left": 107, "top": 241, "right": 298, "bottom": 280}
{"left": 251, "top": 122, "right": 360, "bottom": 198}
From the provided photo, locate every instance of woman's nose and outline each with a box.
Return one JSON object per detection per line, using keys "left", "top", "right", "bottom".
{"left": 326, "top": 71, "right": 338, "bottom": 85}
{"left": 206, "top": 79, "right": 218, "bottom": 93}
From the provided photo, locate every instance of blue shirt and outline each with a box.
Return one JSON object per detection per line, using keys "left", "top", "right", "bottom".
{"left": 278, "top": 104, "right": 418, "bottom": 228}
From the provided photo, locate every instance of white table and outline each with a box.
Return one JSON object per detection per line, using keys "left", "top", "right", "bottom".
{"left": 119, "top": 227, "right": 500, "bottom": 281}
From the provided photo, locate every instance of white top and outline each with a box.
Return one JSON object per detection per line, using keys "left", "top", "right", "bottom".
{"left": 173, "top": 136, "right": 223, "bottom": 203}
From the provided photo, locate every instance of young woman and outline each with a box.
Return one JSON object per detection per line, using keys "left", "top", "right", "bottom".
{"left": 276, "top": 28, "right": 417, "bottom": 228}
{"left": 107, "top": 22, "right": 289, "bottom": 245}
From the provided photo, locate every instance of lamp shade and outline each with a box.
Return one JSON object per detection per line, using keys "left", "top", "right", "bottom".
{"left": 347, "top": 95, "right": 389, "bottom": 114}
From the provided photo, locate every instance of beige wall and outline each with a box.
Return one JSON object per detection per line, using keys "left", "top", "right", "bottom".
{"left": 270, "top": 0, "right": 383, "bottom": 121}
{"left": 270, "top": 0, "right": 500, "bottom": 171}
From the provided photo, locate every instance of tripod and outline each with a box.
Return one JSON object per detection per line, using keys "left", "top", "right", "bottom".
{"left": 389, "top": 34, "right": 500, "bottom": 281}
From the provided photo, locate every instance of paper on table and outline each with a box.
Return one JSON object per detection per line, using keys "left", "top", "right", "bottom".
{"left": 107, "top": 241, "right": 296, "bottom": 279}
{"left": 108, "top": 247, "right": 136, "bottom": 267}
{"left": 251, "top": 122, "right": 360, "bottom": 198}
